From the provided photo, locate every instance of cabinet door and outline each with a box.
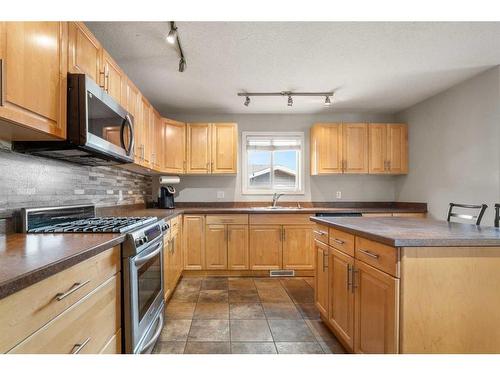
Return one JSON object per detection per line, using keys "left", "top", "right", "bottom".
{"left": 152, "top": 110, "right": 162, "bottom": 171}
{"left": 342, "top": 123, "right": 368, "bottom": 173}
{"left": 328, "top": 248, "right": 355, "bottom": 351}
{"left": 387, "top": 123, "right": 408, "bottom": 174}
{"left": 163, "top": 236, "right": 174, "bottom": 300}
{"left": 368, "top": 124, "right": 387, "bottom": 174}
{"left": 186, "top": 123, "right": 211, "bottom": 174}
{"left": 310, "top": 124, "right": 343, "bottom": 174}
{"left": 249, "top": 225, "right": 282, "bottom": 270}
{"left": 183, "top": 215, "right": 205, "bottom": 270}
{"left": 205, "top": 224, "right": 228, "bottom": 270}
{"left": 100, "top": 49, "right": 125, "bottom": 105}
{"left": 164, "top": 119, "right": 186, "bottom": 174}
{"left": 314, "top": 240, "right": 329, "bottom": 317}
{"left": 140, "top": 98, "right": 151, "bottom": 166}
{"left": 0, "top": 22, "right": 67, "bottom": 140}
{"left": 354, "top": 260, "right": 399, "bottom": 354}
{"left": 227, "top": 224, "right": 249, "bottom": 270}
{"left": 282, "top": 225, "right": 314, "bottom": 270}
{"left": 173, "top": 229, "right": 183, "bottom": 281}
{"left": 68, "top": 22, "right": 101, "bottom": 84}
{"left": 211, "top": 123, "right": 237, "bottom": 174}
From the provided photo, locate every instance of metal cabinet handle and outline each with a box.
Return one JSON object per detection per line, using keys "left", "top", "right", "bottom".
{"left": 352, "top": 268, "right": 359, "bottom": 292}
{"left": 0, "top": 59, "right": 3, "bottom": 105}
{"left": 71, "top": 337, "right": 91, "bottom": 354}
{"left": 358, "top": 249, "right": 380, "bottom": 259}
{"left": 323, "top": 252, "right": 328, "bottom": 271}
{"left": 55, "top": 280, "right": 90, "bottom": 301}
{"left": 313, "top": 230, "right": 327, "bottom": 236}
{"left": 346, "top": 264, "right": 352, "bottom": 290}
{"left": 283, "top": 228, "right": 286, "bottom": 241}
{"left": 332, "top": 238, "right": 345, "bottom": 245}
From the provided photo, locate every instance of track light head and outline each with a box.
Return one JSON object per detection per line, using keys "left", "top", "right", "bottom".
{"left": 244, "top": 96, "right": 250, "bottom": 107}
{"left": 166, "top": 29, "right": 177, "bottom": 44}
{"left": 178, "top": 58, "right": 186, "bottom": 72}
{"left": 324, "top": 96, "right": 332, "bottom": 106}
{"left": 287, "top": 95, "right": 293, "bottom": 107}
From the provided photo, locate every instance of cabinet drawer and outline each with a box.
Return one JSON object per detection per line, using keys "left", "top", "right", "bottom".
{"left": 355, "top": 237, "right": 398, "bottom": 277}
{"left": 0, "top": 246, "right": 120, "bottom": 353}
{"left": 206, "top": 214, "right": 248, "bottom": 225}
{"left": 329, "top": 228, "right": 355, "bottom": 257}
{"left": 9, "top": 274, "right": 121, "bottom": 354}
{"left": 313, "top": 224, "right": 329, "bottom": 244}
{"left": 250, "top": 214, "right": 313, "bottom": 225}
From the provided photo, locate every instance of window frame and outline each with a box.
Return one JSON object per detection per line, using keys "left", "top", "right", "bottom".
{"left": 241, "top": 131, "right": 305, "bottom": 195}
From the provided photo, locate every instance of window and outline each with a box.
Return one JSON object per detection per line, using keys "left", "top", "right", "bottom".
{"left": 242, "top": 132, "right": 304, "bottom": 194}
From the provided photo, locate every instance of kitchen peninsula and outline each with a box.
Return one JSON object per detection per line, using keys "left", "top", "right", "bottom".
{"left": 311, "top": 216, "right": 500, "bottom": 354}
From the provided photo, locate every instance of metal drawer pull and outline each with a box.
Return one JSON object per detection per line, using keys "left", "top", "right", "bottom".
{"left": 358, "top": 249, "right": 380, "bottom": 259}
{"left": 71, "top": 337, "right": 91, "bottom": 354}
{"left": 313, "top": 230, "right": 327, "bottom": 236}
{"left": 55, "top": 280, "right": 90, "bottom": 301}
{"left": 140, "top": 314, "right": 164, "bottom": 354}
{"left": 346, "top": 264, "right": 352, "bottom": 290}
{"left": 332, "top": 238, "right": 345, "bottom": 245}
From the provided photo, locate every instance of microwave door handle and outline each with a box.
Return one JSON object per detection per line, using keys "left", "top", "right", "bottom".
{"left": 133, "top": 242, "right": 162, "bottom": 267}
{"left": 121, "top": 114, "right": 134, "bottom": 156}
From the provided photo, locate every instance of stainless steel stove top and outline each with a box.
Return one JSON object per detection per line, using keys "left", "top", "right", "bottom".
{"left": 22, "top": 204, "right": 158, "bottom": 233}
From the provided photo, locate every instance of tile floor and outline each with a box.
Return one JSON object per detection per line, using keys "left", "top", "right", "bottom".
{"left": 153, "top": 276, "right": 346, "bottom": 354}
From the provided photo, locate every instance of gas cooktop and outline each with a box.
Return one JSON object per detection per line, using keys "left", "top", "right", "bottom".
{"left": 22, "top": 205, "right": 158, "bottom": 233}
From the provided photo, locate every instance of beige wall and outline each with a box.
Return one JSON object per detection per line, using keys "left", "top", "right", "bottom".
{"left": 395, "top": 67, "right": 500, "bottom": 223}
{"left": 159, "top": 113, "right": 399, "bottom": 202}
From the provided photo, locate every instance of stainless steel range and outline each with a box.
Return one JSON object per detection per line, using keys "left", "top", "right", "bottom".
{"left": 21, "top": 204, "right": 168, "bottom": 354}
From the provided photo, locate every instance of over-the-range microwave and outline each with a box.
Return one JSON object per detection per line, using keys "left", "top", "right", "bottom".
{"left": 13, "top": 73, "right": 134, "bottom": 166}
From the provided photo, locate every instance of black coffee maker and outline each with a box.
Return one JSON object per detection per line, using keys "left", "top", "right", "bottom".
{"left": 158, "top": 186, "right": 176, "bottom": 209}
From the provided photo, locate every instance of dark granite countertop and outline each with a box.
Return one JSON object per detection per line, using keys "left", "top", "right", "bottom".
{"left": 311, "top": 216, "right": 500, "bottom": 247}
{"left": 0, "top": 202, "right": 426, "bottom": 300}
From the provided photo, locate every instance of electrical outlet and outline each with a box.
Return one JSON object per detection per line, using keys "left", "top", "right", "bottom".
{"left": 118, "top": 190, "right": 123, "bottom": 201}
{"left": 217, "top": 191, "right": 225, "bottom": 199}
{"left": 336, "top": 191, "right": 342, "bottom": 199}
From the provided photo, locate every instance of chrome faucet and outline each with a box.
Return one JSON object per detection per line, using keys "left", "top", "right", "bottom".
{"left": 272, "top": 193, "right": 284, "bottom": 207}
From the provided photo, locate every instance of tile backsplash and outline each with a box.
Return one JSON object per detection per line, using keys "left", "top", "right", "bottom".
{"left": 0, "top": 141, "right": 152, "bottom": 233}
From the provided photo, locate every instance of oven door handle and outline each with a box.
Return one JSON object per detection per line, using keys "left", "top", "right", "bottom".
{"left": 133, "top": 242, "right": 162, "bottom": 267}
{"left": 120, "top": 114, "right": 134, "bottom": 156}
{"left": 139, "top": 313, "right": 164, "bottom": 354}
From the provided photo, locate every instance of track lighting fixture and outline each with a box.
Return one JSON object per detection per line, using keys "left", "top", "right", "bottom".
{"left": 167, "top": 21, "right": 187, "bottom": 73}
{"left": 237, "top": 91, "right": 334, "bottom": 107}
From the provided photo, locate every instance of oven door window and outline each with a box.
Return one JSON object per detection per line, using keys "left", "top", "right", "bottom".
{"left": 136, "top": 251, "right": 162, "bottom": 322}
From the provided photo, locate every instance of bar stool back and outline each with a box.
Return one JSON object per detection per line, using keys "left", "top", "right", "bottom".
{"left": 446, "top": 203, "right": 487, "bottom": 225}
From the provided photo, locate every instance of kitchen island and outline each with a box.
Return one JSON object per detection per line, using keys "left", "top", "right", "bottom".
{"left": 310, "top": 216, "right": 500, "bottom": 354}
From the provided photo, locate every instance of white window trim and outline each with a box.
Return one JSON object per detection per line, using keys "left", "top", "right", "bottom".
{"left": 242, "top": 131, "right": 305, "bottom": 195}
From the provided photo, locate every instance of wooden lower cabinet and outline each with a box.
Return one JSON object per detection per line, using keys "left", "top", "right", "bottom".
{"left": 282, "top": 225, "right": 314, "bottom": 270}
{"left": 354, "top": 260, "right": 399, "bottom": 354}
{"left": 328, "top": 248, "right": 355, "bottom": 351}
{"left": 164, "top": 224, "right": 183, "bottom": 300}
{"left": 249, "top": 225, "right": 282, "bottom": 270}
{"left": 9, "top": 275, "right": 120, "bottom": 354}
{"left": 227, "top": 225, "right": 249, "bottom": 270}
{"left": 205, "top": 224, "right": 228, "bottom": 270}
{"left": 183, "top": 215, "right": 205, "bottom": 270}
{"left": 314, "top": 240, "right": 329, "bottom": 317}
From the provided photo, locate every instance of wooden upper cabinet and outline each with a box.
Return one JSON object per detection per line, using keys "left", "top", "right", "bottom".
{"left": 163, "top": 119, "right": 186, "bottom": 174}
{"left": 354, "top": 260, "right": 399, "bottom": 354}
{"left": 100, "top": 49, "right": 125, "bottom": 105}
{"left": 211, "top": 123, "right": 237, "bottom": 174}
{"left": 205, "top": 224, "right": 228, "bottom": 270}
{"left": 0, "top": 22, "right": 67, "bottom": 140}
{"left": 282, "top": 225, "right": 314, "bottom": 270}
{"left": 310, "top": 123, "right": 343, "bottom": 175}
{"left": 387, "top": 123, "right": 408, "bottom": 174}
{"left": 152, "top": 110, "right": 163, "bottom": 171}
{"left": 328, "top": 248, "right": 355, "bottom": 351}
{"left": 249, "top": 225, "right": 282, "bottom": 270}
{"left": 342, "top": 123, "right": 368, "bottom": 173}
{"left": 68, "top": 22, "right": 101, "bottom": 84}
{"left": 227, "top": 225, "right": 249, "bottom": 270}
{"left": 183, "top": 215, "right": 205, "bottom": 270}
{"left": 186, "top": 123, "right": 211, "bottom": 174}
{"left": 314, "top": 240, "right": 329, "bottom": 317}
{"left": 368, "top": 124, "right": 387, "bottom": 174}
{"left": 140, "top": 98, "right": 151, "bottom": 166}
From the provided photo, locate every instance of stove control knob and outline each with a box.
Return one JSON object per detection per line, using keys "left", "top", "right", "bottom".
{"left": 135, "top": 238, "right": 142, "bottom": 247}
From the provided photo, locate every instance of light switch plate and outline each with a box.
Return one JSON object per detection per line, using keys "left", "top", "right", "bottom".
{"left": 336, "top": 191, "right": 342, "bottom": 199}
{"left": 217, "top": 191, "right": 225, "bottom": 199}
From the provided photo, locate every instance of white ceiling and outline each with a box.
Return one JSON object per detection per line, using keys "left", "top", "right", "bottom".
{"left": 86, "top": 22, "right": 500, "bottom": 115}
